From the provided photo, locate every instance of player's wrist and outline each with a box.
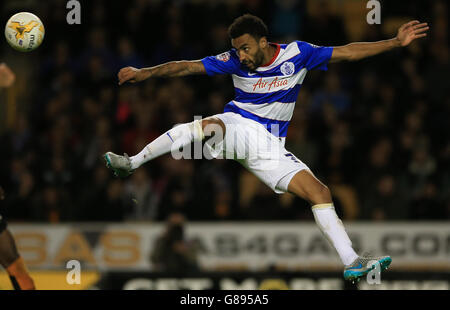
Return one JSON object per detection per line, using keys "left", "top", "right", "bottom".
{"left": 392, "top": 37, "right": 402, "bottom": 48}
{"left": 139, "top": 68, "right": 152, "bottom": 80}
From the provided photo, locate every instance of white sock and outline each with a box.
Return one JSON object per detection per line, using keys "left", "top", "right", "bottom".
{"left": 311, "top": 203, "right": 359, "bottom": 266}
{"left": 130, "top": 120, "right": 204, "bottom": 169}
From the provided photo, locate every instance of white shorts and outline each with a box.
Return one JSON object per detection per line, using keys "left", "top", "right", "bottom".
{"left": 204, "top": 112, "right": 310, "bottom": 194}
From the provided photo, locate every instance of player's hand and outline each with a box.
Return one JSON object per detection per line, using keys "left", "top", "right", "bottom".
{"left": 0, "top": 63, "right": 16, "bottom": 88}
{"left": 117, "top": 66, "right": 146, "bottom": 85}
{"left": 396, "top": 20, "right": 429, "bottom": 47}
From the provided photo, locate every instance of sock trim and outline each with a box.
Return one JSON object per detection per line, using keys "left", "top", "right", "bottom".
{"left": 193, "top": 120, "right": 205, "bottom": 140}
{"left": 312, "top": 203, "right": 334, "bottom": 210}
{"left": 166, "top": 132, "right": 174, "bottom": 142}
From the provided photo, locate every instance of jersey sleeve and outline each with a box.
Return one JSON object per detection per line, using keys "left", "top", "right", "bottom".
{"left": 201, "top": 50, "right": 240, "bottom": 76}
{"left": 296, "top": 41, "right": 333, "bottom": 71}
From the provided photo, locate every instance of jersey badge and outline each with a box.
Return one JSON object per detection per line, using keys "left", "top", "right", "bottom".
{"left": 280, "top": 62, "right": 295, "bottom": 76}
{"left": 216, "top": 52, "right": 230, "bottom": 62}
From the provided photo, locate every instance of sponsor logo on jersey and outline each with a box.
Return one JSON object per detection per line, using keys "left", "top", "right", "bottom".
{"left": 252, "top": 77, "right": 288, "bottom": 92}
{"left": 216, "top": 52, "right": 230, "bottom": 62}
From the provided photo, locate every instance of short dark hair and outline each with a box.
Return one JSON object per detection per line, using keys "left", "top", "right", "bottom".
{"left": 228, "top": 14, "right": 268, "bottom": 40}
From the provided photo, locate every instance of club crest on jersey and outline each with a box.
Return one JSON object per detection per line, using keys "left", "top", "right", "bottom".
{"left": 280, "top": 62, "right": 295, "bottom": 76}
{"left": 216, "top": 52, "right": 230, "bottom": 62}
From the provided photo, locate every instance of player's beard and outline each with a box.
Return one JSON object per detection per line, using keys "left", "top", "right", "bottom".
{"left": 244, "top": 49, "right": 265, "bottom": 71}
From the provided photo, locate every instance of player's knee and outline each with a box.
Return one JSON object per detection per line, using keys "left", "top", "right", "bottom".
{"left": 309, "top": 184, "right": 332, "bottom": 205}
{"left": 201, "top": 117, "right": 226, "bottom": 138}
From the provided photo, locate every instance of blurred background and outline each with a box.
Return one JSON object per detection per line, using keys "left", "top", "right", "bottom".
{"left": 0, "top": 0, "right": 449, "bottom": 290}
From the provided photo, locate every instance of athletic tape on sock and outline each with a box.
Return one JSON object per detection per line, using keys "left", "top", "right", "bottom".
{"left": 192, "top": 120, "right": 205, "bottom": 141}
{"left": 312, "top": 203, "right": 334, "bottom": 210}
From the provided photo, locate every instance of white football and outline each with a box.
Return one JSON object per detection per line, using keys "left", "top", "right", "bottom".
{"left": 4, "top": 12, "right": 45, "bottom": 52}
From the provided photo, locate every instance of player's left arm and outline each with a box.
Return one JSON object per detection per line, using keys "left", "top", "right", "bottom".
{"left": 330, "top": 20, "right": 429, "bottom": 63}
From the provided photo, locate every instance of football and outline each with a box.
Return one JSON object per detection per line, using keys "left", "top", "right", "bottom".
{"left": 4, "top": 12, "right": 45, "bottom": 52}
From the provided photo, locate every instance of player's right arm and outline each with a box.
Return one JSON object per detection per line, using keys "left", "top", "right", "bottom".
{"left": 118, "top": 50, "right": 239, "bottom": 85}
{"left": 118, "top": 60, "right": 206, "bottom": 85}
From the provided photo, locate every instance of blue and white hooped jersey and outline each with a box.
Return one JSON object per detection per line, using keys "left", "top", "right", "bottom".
{"left": 201, "top": 41, "right": 333, "bottom": 138}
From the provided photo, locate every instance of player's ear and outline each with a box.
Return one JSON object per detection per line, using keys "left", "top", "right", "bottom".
{"left": 259, "top": 37, "right": 268, "bottom": 48}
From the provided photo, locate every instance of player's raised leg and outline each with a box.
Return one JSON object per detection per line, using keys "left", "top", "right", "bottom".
{"left": 104, "top": 117, "right": 225, "bottom": 177}
{"left": 287, "top": 170, "right": 392, "bottom": 282}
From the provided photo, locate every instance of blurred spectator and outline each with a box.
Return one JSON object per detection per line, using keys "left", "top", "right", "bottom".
{"left": 303, "top": 0, "right": 348, "bottom": 46}
{"left": 124, "top": 168, "right": 159, "bottom": 221}
{"left": 150, "top": 212, "right": 200, "bottom": 274}
{"left": 361, "top": 174, "right": 408, "bottom": 221}
{"left": 117, "top": 37, "right": 145, "bottom": 69}
{"left": 409, "top": 144, "right": 436, "bottom": 180}
{"left": 3, "top": 171, "right": 37, "bottom": 221}
{"left": 409, "top": 181, "right": 444, "bottom": 220}
{"left": 78, "top": 164, "right": 110, "bottom": 221}
{"left": 271, "top": 0, "right": 303, "bottom": 40}
{"left": 197, "top": 160, "right": 235, "bottom": 220}
{"left": 83, "top": 116, "right": 112, "bottom": 170}
{"left": 103, "top": 179, "right": 128, "bottom": 221}
{"left": 32, "top": 186, "right": 70, "bottom": 223}
{"left": 41, "top": 156, "right": 73, "bottom": 188}
{"left": 311, "top": 71, "right": 350, "bottom": 115}
{"left": 150, "top": 23, "right": 197, "bottom": 65}
{"left": 239, "top": 176, "right": 283, "bottom": 220}
{"left": 285, "top": 120, "right": 318, "bottom": 171}
{"left": 328, "top": 171, "right": 360, "bottom": 221}
{"left": 322, "top": 121, "right": 354, "bottom": 182}
{"left": 157, "top": 159, "right": 205, "bottom": 221}
{"left": 356, "top": 137, "right": 394, "bottom": 199}
{"left": 209, "top": 24, "right": 232, "bottom": 55}
{"left": 405, "top": 141, "right": 438, "bottom": 206}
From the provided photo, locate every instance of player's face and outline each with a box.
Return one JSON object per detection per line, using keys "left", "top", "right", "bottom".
{"left": 232, "top": 34, "right": 266, "bottom": 71}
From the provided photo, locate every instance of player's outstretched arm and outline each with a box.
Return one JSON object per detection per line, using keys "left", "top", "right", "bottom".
{"left": 118, "top": 60, "right": 206, "bottom": 85}
{"left": 330, "top": 20, "right": 429, "bottom": 63}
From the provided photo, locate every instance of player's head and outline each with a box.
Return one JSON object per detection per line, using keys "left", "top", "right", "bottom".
{"left": 228, "top": 14, "right": 269, "bottom": 70}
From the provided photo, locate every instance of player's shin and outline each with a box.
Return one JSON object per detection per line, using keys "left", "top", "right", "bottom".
{"left": 6, "top": 257, "right": 35, "bottom": 290}
{"left": 129, "top": 120, "right": 205, "bottom": 169}
{"left": 311, "top": 203, "right": 358, "bottom": 266}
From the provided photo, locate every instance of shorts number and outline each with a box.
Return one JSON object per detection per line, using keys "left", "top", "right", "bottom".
{"left": 284, "top": 153, "right": 300, "bottom": 163}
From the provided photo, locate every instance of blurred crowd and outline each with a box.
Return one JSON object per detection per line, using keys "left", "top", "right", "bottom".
{"left": 0, "top": 0, "right": 448, "bottom": 223}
